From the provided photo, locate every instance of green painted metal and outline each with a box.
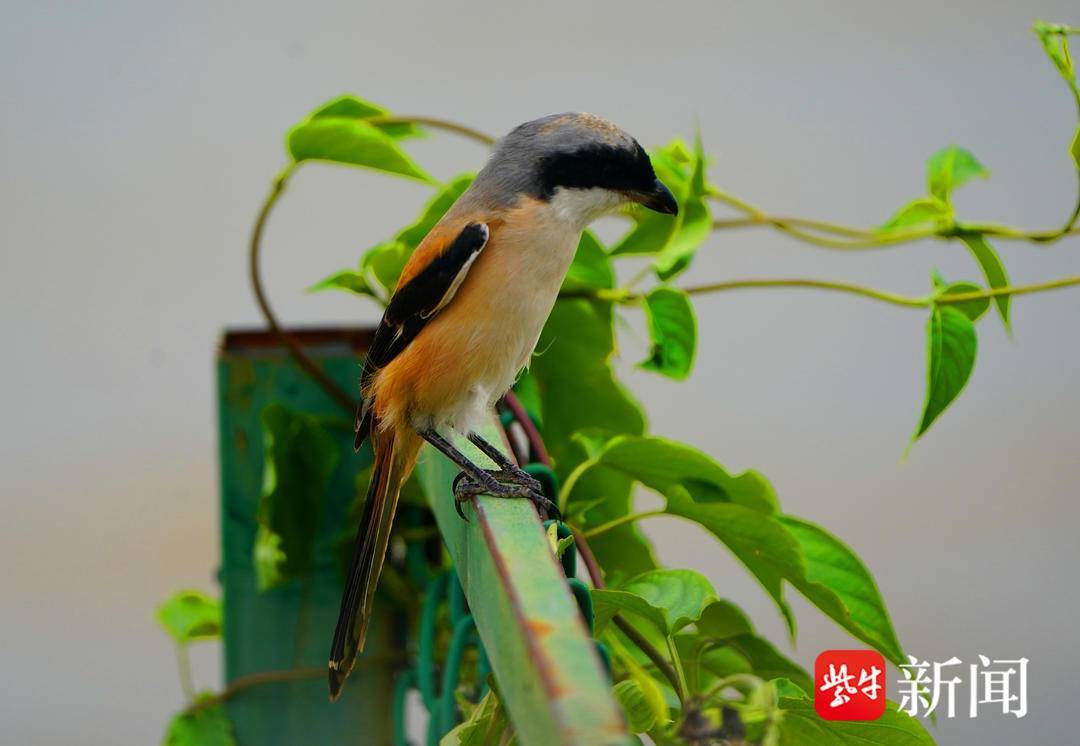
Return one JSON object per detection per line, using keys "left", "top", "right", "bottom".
{"left": 416, "top": 429, "right": 630, "bottom": 746}
{"left": 217, "top": 331, "right": 394, "bottom": 745}
{"left": 219, "top": 329, "right": 627, "bottom": 744}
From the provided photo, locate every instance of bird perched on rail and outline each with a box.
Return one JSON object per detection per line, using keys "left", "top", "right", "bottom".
{"left": 328, "top": 112, "right": 678, "bottom": 700}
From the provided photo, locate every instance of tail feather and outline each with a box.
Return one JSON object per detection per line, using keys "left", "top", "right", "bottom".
{"left": 328, "top": 426, "right": 411, "bottom": 701}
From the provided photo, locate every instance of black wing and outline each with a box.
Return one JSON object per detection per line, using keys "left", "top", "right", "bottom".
{"left": 354, "top": 222, "right": 489, "bottom": 449}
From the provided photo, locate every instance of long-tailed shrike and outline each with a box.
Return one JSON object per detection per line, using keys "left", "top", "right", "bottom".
{"left": 329, "top": 112, "right": 678, "bottom": 699}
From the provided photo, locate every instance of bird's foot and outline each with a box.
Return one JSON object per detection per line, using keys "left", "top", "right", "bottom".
{"left": 452, "top": 470, "right": 560, "bottom": 522}
{"left": 494, "top": 466, "right": 543, "bottom": 492}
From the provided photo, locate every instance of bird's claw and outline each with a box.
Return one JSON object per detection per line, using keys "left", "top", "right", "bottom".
{"left": 452, "top": 470, "right": 560, "bottom": 522}
{"left": 496, "top": 468, "right": 543, "bottom": 493}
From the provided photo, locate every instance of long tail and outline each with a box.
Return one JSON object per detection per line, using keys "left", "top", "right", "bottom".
{"left": 328, "top": 425, "right": 415, "bottom": 701}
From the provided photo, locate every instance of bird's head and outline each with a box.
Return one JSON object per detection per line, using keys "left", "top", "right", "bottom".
{"left": 476, "top": 112, "right": 679, "bottom": 229}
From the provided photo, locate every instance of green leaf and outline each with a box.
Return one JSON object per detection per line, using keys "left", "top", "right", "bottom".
{"left": 662, "top": 490, "right": 907, "bottom": 666}
{"left": 510, "top": 368, "right": 543, "bottom": 426}
{"left": 583, "top": 435, "right": 906, "bottom": 664}
{"left": 532, "top": 300, "right": 651, "bottom": 580}
{"left": 624, "top": 569, "right": 719, "bottom": 633}
{"left": 696, "top": 599, "right": 755, "bottom": 639}
{"left": 555, "top": 534, "right": 575, "bottom": 558}
{"left": 575, "top": 471, "right": 658, "bottom": 586}
{"left": 565, "top": 497, "right": 605, "bottom": 526}
{"left": 1032, "top": 24, "right": 1080, "bottom": 169}
{"left": 546, "top": 522, "right": 575, "bottom": 559}
{"left": 361, "top": 241, "right": 412, "bottom": 292}
{"left": 938, "top": 280, "right": 989, "bottom": 322}
{"left": 609, "top": 141, "right": 692, "bottom": 256}
{"left": 880, "top": 197, "right": 950, "bottom": 231}
{"left": 777, "top": 697, "right": 935, "bottom": 746}
{"left": 605, "top": 631, "right": 671, "bottom": 729}
{"left": 960, "top": 235, "right": 1010, "bottom": 327}
{"left": 915, "top": 305, "right": 978, "bottom": 439}
{"left": 770, "top": 677, "right": 808, "bottom": 700}
{"left": 698, "top": 635, "right": 814, "bottom": 698}
{"left": 592, "top": 570, "right": 718, "bottom": 637}
{"left": 745, "top": 558, "right": 799, "bottom": 641}
{"left": 163, "top": 699, "right": 236, "bottom": 746}
{"left": 307, "top": 269, "right": 380, "bottom": 298}
{"left": 601, "top": 437, "right": 904, "bottom": 663}
{"left": 532, "top": 300, "right": 646, "bottom": 480}
{"left": 779, "top": 516, "right": 905, "bottom": 665}
{"left": 309, "top": 94, "right": 423, "bottom": 140}
{"left": 664, "top": 488, "right": 803, "bottom": 633}
{"left": 254, "top": 524, "right": 287, "bottom": 590}
{"left": 441, "top": 689, "right": 509, "bottom": 746}
{"left": 287, "top": 118, "right": 432, "bottom": 182}
{"left": 568, "top": 433, "right": 795, "bottom": 632}
{"left": 639, "top": 287, "right": 697, "bottom": 380}
{"left": 254, "top": 403, "right": 340, "bottom": 590}
{"left": 609, "top": 137, "right": 712, "bottom": 281}
{"left": 591, "top": 589, "right": 669, "bottom": 635}
{"left": 614, "top": 679, "right": 659, "bottom": 733}
{"left": 654, "top": 133, "right": 712, "bottom": 281}
{"left": 315, "top": 170, "right": 470, "bottom": 295}
{"left": 926, "top": 146, "right": 988, "bottom": 202}
{"left": 356, "top": 174, "right": 476, "bottom": 293}
{"left": 653, "top": 195, "right": 711, "bottom": 281}
{"left": 395, "top": 173, "right": 475, "bottom": 247}
{"left": 657, "top": 139, "right": 693, "bottom": 165}
{"left": 156, "top": 591, "right": 221, "bottom": 644}
{"left": 573, "top": 434, "right": 779, "bottom": 515}
{"left": 562, "top": 230, "right": 615, "bottom": 293}
{"left": 609, "top": 208, "right": 676, "bottom": 256}
{"left": 1034, "top": 21, "right": 1076, "bottom": 82}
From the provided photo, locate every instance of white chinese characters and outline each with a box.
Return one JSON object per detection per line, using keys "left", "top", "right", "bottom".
{"left": 897, "top": 655, "right": 1028, "bottom": 719}
{"left": 819, "top": 663, "right": 882, "bottom": 708}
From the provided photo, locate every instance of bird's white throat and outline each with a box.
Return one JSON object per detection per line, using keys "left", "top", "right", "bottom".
{"left": 548, "top": 186, "right": 625, "bottom": 230}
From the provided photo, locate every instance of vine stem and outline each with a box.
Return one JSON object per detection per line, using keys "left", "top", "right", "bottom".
{"left": 502, "top": 391, "right": 552, "bottom": 467}
{"left": 247, "top": 114, "right": 499, "bottom": 415}
{"left": 709, "top": 208, "right": 1080, "bottom": 248}
{"left": 700, "top": 673, "right": 766, "bottom": 705}
{"left": 711, "top": 215, "right": 876, "bottom": 238}
{"left": 666, "top": 635, "right": 690, "bottom": 703}
{"left": 678, "top": 278, "right": 929, "bottom": 307}
{"left": 181, "top": 653, "right": 407, "bottom": 716}
{"left": 365, "top": 113, "right": 1080, "bottom": 250}
{"left": 249, "top": 165, "right": 357, "bottom": 415}
{"left": 365, "top": 115, "right": 497, "bottom": 147}
{"left": 175, "top": 645, "right": 195, "bottom": 704}
{"left": 1060, "top": 84, "right": 1080, "bottom": 233}
{"left": 581, "top": 510, "right": 666, "bottom": 540}
{"left": 706, "top": 188, "right": 1080, "bottom": 249}
{"left": 568, "top": 274, "right": 1080, "bottom": 310}
{"left": 251, "top": 113, "right": 1080, "bottom": 404}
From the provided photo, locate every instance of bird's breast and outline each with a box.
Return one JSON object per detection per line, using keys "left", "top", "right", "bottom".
{"left": 375, "top": 198, "right": 582, "bottom": 434}
{"left": 459, "top": 199, "right": 581, "bottom": 375}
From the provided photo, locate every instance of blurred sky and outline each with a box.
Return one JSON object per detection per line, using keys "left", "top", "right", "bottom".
{"left": 2, "top": 1, "right": 1079, "bottom": 744}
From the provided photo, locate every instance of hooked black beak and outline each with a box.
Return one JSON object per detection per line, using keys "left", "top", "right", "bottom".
{"left": 631, "top": 179, "right": 679, "bottom": 216}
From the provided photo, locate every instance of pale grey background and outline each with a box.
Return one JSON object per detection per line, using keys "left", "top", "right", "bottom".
{"left": 2, "top": 1, "right": 1078, "bottom": 744}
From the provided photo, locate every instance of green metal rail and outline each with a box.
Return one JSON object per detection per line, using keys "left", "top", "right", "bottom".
{"left": 416, "top": 430, "right": 627, "bottom": 745}
{"left": 217, "top": 329, "right": 627, "bottom": 745}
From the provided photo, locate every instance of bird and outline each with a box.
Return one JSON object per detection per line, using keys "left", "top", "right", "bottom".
{"left": 328, "top": 112, "right": 678, "bottom": 700}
